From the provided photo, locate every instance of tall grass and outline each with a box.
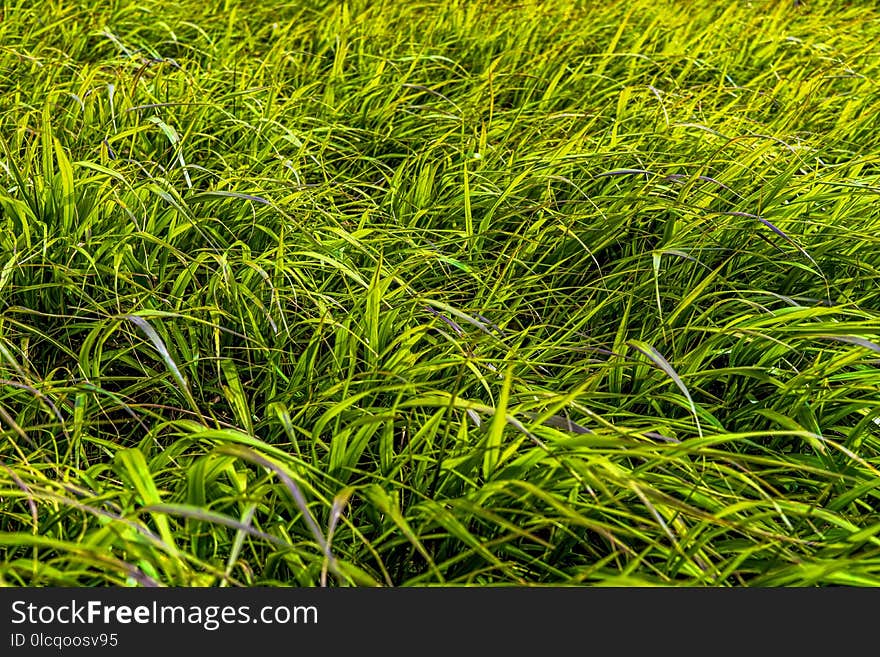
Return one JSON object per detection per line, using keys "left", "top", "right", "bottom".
{"left": 1, "top": 0, "right": 879, "bottom": 586}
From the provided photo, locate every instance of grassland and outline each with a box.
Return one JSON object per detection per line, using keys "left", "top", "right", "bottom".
{"left": 0, "top": 0, "right": 879, "bottom": 586}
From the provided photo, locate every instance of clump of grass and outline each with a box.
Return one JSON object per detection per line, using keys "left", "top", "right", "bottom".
{"left": 1, "top": 0, "right": 879, "bottom": 586}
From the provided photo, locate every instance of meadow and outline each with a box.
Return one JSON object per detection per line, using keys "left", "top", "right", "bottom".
{"left": 1, "top": 0, "right": 879, "bottom": 586}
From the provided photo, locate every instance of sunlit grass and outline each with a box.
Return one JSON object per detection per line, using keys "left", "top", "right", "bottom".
{"left": 1, "top": 0, "right": 879, "bottom": 586}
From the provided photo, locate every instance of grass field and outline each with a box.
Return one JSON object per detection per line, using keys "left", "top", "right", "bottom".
{"left": 1, "top": 0, "right": 879, "bottom": 586}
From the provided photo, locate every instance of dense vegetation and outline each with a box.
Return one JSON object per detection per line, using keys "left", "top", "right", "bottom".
{"left": 1, "top": 0, "right": 879, "bottom": 586}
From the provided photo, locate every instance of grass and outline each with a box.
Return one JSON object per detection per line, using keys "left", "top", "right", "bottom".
{"left": 1, "top": 0, "right": 879, "bottom": 586}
